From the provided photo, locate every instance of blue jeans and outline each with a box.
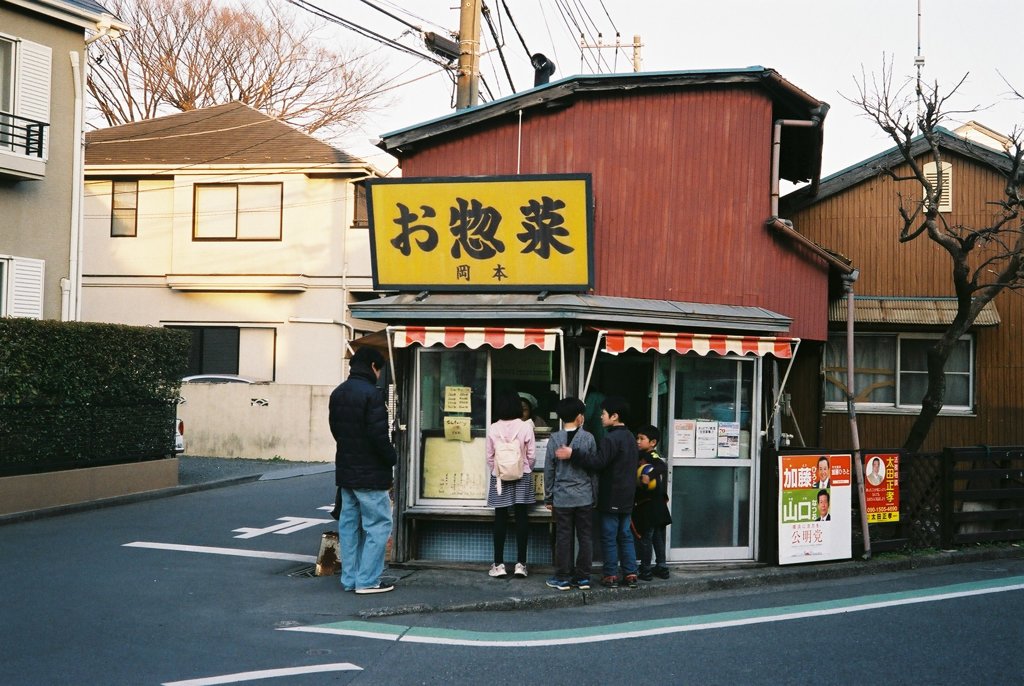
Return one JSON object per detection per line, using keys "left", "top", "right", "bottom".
{"left": 338, "top": 487, "right": 393, "bottom": 591}
{"left": 599, "top": 512, "right": 638, "bottom": 578}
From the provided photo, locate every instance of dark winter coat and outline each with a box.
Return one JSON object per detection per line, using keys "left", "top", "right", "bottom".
{"left": 633, "top": 450, "right": 671, "bottom": 531}
{"left": 571, "top": 424, "right": 638, "bottom": 514}
{"left": 329, "top": 364, "right": 397, "bottom": 490}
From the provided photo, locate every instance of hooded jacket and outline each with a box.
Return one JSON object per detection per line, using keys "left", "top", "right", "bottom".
{"left": 329, "top": 364, "right": 397, "bottom": 490}
{"left": 570, "top": 424, "right": 638, "bottom": 513}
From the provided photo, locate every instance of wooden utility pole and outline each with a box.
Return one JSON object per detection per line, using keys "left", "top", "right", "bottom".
{"left": 456, "top": 0, "right": 482, "bottom": 109}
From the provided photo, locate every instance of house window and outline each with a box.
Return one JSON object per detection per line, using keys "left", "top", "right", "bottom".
{"left": 193, "top": 183, "right": 282, "bottom": 240}
{"left": 923, "top": 161, "right": 952, "bottom": 212}
{"left": 353, "top": 180, "right": 369, "bottom": 227}
{"left": 0, "top": 38, "right": 12, "bottom": 149}
{"left": 111, "top": 180, "right": 138, "bottom": 237}
{"left": 0, "top": 35, "right": 50, "bottom": 159}
{"left": 168, "top": 326, "right": 240, "bottom": 375}
{"left": 0, "top": 255, "right": 44, "bottom": 318}
{"left": 824, "top": 333, "right": 973, "bottom": 411}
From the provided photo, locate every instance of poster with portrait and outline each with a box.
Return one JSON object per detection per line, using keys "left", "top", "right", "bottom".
{"left": 864, "top": 452, "right": 900, "bottom": 523}
{"left": 778, "top": 453, "right": 852, "bottom": 565}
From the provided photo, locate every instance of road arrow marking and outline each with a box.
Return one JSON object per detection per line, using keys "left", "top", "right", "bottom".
{"left": 162, "top": 662, "right": 361, "bottom": 685}
{"left": 124, "top": 541, "right": 316, "bottom": 563}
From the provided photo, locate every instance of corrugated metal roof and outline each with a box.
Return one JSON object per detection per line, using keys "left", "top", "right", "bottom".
{"left": 828, "top": 296, "right": 1000, "bottom": 327}
{"left": 349, "top": 293, "right": 791, "bottom": 333}
{"left": 85, "top": 101, "right": 366, "bottom": 167}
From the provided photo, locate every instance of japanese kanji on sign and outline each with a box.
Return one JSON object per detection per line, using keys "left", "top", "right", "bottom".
{"left": 366, "top": 174, "right": 594, "bottom": 291}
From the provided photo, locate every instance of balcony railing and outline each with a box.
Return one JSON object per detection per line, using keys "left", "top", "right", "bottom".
{"left": 0, "top": 112, "right": 49, "bottom": 157}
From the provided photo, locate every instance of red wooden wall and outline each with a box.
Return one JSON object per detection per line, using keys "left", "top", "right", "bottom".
{"left": 396, "top": 85, "right": 828, "bottom": 340}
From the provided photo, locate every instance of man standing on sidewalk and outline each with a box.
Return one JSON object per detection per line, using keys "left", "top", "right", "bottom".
{"left": 329, "top": 346, "right": 397, "bottom": 594}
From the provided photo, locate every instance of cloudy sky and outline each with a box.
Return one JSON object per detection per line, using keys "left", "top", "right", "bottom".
{"left": 310, "top": 0, "right": 1024, "bottom": 180}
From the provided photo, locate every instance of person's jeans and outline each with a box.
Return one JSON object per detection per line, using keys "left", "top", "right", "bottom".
{"left": 338, "top": 487, "right": 393, "bottom": 591}
{"left": 599, "top": 512, "right": 638, "bottom": 578}
{"left": 637, "top": 524, "right": 667, "bottom": 572}
{"left": 553, "top": 505, "right": 593, "bottom": 580}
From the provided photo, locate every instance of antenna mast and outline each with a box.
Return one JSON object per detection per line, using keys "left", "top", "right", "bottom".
{"left": 914, "top": 0, "right": 925, "bottom": 123}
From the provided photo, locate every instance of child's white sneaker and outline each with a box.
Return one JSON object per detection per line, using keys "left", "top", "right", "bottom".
{"left": 488, "top": 563, "right": 507, "bottom": 578}
{"left": 514, "top": 562, "right": 528, "bottom": 578}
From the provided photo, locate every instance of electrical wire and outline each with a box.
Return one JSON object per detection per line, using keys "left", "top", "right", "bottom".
{"left": 482, "top": 1, "right": 515, "bottom": 92}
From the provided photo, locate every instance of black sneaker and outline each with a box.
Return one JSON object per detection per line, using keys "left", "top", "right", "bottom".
{"left": 354, "top": 583, "right": 394, "bottom": 595}
{"left": 638, "top": 570, "right": 654, "bottom": 581}
{"left": 573, "top": 577, "right": 591, "bottom": 590}
{"left": 653, "top": 566, "right": 671, "bottom": 579}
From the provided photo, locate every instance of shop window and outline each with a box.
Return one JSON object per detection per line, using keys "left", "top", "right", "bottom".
{"left": 111, "top": 180, "right": 138, "bottom": 237}
{"left": 671, "top": 356, "right": 754, "bottom": 459}
{"left": 824, "top": 333, "right": 972, "bottom": 412}
{"left": 414, "top": 345, "right": 559, "bottom": 505}
{"left": 193, "top": 183, "right": 282, "bottom": 240}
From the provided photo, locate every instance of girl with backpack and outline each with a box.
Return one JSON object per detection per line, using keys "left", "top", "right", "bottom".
{"left": 485, "top": 389, "right": 536, "bottom": 578}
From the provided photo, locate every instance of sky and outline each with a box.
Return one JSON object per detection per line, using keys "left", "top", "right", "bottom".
{"left": 301, "top": 0, "right": 1024, "bottom": 182}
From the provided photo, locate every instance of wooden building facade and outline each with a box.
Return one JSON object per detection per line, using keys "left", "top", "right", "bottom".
{"left": 351, "top": 68, "right": 838, "bottom": 566}
{"left": 783, "top": 129, "right": 1022, "bottom": 452}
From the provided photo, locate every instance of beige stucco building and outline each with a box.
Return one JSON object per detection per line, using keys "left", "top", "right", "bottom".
{"left": 1, "top": 0, "right": 125, "bottom": 321}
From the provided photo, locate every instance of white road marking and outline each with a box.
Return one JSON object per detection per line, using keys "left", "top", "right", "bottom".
{"left": 123, "top": 541, "right": 315, "bottom": 563}
{"left": 232, "top": 516, "right": 333, "bottom": 539}
{"left": 283, "top": 575, "right": 1024, "bottom": 647}
{"left": 162, "top": 662, "right": 360, "bottom": 685}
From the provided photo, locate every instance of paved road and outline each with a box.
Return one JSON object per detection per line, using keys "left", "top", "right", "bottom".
{"left": 2, "top": 467, "right": 1023, "bottom": 684}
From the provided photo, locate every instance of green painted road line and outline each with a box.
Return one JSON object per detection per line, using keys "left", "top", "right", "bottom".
{"left": 281, "top": 575, "right": 1024, "bottom": 647}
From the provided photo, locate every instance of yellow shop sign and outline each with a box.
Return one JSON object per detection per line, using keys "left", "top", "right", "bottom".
{"left": 366, "top": 174, "right": 593, "bottom": 291}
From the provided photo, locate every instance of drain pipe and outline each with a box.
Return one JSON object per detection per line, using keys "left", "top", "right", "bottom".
{"left": 842, "top": 269, "right": 871, "bottom": 559}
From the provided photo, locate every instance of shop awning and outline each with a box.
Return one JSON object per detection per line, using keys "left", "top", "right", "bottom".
{"left": 602, "top": 330, "right": 796, "bottom": 358}
{"left": 389, "top": 325, "right": 560, "bottom": 351}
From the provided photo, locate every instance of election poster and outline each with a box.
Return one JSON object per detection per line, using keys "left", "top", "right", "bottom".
{"left": 778, "top": 453, "right": 852, "bottom": 565}
{"left": 864, "top": 452, "right": 900, "bottom": 523}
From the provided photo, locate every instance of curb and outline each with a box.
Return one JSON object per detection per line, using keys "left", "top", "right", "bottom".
{"left": 356, "top": 544, "right": 1024, "bottom": 618}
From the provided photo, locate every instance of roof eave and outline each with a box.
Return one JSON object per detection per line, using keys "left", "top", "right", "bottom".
{"left": 7, "top": 0, "right": 128, "bottom": 31}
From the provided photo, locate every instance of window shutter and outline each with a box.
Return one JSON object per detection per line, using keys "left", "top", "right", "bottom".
{"left": 9, "top": 256, "right": 45, "bottom": 319}
{"left": 923, "top": 161, "right": 952, "bottom": 212}
{"left": 14, "top": 39, "right": 51, "bottom": 160}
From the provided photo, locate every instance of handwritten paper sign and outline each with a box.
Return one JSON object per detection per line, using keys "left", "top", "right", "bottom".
{"left": 443, "top": 415, "right": 472, "bottom": 442}
{"left": 444, "top": 385, "right": 472, "bottom": 413}
{"left": 422, "top": 437, "right": 487, "bottom": 499}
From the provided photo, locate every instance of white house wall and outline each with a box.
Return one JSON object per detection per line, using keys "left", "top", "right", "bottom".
{"left": 82, "top": 170, "right": 365, "bottom": 386}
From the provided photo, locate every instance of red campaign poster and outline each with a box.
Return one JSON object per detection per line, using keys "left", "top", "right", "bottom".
{"left": 864, "top": 452, "right": 900, "bottom": 523}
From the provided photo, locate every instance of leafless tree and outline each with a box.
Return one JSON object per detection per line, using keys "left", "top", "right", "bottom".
{"left": 848, "top": 59, "right": 1024, "bottom": 452}
{"left": 87, "top": 0, "right": 389, "bottom": 137}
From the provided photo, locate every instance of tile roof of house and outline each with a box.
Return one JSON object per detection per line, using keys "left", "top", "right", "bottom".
{"left": 85, "top": 101, "right": 367, "bottom": 168}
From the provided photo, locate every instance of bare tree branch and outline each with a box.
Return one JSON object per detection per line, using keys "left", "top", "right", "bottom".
{"left": 86, "top": 0, "right": 390, "bottom": 140}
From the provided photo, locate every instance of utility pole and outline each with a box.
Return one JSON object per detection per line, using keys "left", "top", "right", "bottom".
{"left": 456, "top": 0, "right": 482, "bottom": 109}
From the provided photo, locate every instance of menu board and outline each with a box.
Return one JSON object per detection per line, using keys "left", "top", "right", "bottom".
{"left": 422, "top": 436, "right": 487, "bottom": 499}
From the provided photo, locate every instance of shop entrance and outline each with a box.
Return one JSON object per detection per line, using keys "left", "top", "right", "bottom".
{"left": 585, "top": 350, "right": 760, "bottom": 562}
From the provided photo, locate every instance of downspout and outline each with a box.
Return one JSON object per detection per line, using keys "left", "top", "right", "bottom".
{"left": 67, "top": 50, "right": 85, "bottom": 321}
{"left": 843, "top": 269, "right": 871, "bottom": 559}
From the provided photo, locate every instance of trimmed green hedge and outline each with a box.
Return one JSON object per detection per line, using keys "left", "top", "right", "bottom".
{"left": 0, "top": 319, "right": 191, "bottom": 475}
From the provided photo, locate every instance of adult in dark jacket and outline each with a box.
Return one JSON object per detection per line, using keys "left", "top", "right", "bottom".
{"left": 556, "top": 395, "right": 640, "bottom": 588}
{"left": 329, "top": 346, "right": 397, "bottom": 594}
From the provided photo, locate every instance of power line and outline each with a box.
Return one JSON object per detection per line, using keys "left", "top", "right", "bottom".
{"left": 482, "top": 1, "right": 516, "bottom": 92}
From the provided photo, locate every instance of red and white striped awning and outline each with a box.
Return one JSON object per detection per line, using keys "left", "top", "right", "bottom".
{"left": 603, "top": 330, "right": 795, "bottom": 358}
{"left": 390, "top": 326, "right": 560, "bottom": 351}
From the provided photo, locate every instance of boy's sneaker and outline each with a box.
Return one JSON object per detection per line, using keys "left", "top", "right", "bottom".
{"left": 653, "top": 566, "right": 671, "bottom": 579}
{"left": 514, "top": 563, "right": 528, "bottom": 578}
{"left": 600, "top": 575, "right": 619, "bottom": 588}
{"left": 545, "top": 577, "right": 572, "bottom": 591}
{"left": 624, "top": 574, "right": 639, "bottom": 588}
{"left": 488, "top": 563, "right": 507, "bottom": 578}
{"left": 638, "top": 570, "right": 654, "bottom": 581}
{"left": 573, "top": 578, "right": 591, "bottom": 590}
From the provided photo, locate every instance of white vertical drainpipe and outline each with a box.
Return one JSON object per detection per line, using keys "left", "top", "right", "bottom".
{"left": 67, "top": 50, "right": 84, "bottom": 321}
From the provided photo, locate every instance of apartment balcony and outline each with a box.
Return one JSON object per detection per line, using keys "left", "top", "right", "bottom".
{"left": 0, "top": 113, "right": 49, "bottom": 180}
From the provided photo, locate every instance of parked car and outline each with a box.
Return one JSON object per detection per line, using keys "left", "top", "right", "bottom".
{"left": 173, "top": 417, "right": 185, "bottom": 454}
{"left": 181, "top": 374, "right": 261, "bottom": 384}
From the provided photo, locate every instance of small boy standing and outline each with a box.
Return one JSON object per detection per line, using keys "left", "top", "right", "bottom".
{"left": 543, "top": 398, "right": 598, "bottom": 591}
{"left": 556, "top": 395, "right": 639, "bottom": 588}
{"left": 633, "top": 424, "right": 671, "bottom": 580}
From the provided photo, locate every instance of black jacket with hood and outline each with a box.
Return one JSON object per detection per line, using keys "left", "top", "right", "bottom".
{"left": 329, "top": 363, "right": 397, "bottom": 490}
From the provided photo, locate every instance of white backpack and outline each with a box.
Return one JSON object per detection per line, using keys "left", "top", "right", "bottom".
{"left": 493, "top": 438, "right": 523, "bottom": 494}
